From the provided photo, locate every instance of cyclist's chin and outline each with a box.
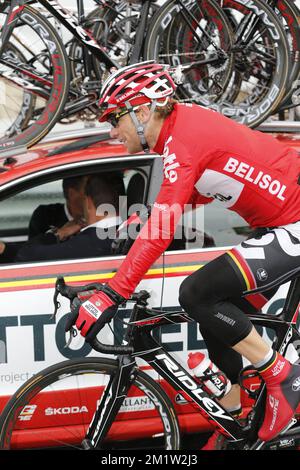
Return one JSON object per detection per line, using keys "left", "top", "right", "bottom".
{"left": 126, "top": 141, "right": 144, "bottom": 154}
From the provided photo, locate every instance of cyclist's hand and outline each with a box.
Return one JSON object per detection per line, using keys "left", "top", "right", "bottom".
{"left": 65, "top": 286, "right": 125, "bottom": 343}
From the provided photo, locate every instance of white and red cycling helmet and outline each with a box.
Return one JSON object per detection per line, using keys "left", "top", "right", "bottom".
{"left": 99, "top": 61, "right": 177, "bottom": 122}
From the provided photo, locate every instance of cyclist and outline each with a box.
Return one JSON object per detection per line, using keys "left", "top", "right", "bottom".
{"left": 67, "top": 62, "right": 300, "bottom": 449}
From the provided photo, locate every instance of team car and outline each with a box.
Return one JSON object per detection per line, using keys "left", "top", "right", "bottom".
{"left": 0, "top": 126, "right": 299, "bottom": 448}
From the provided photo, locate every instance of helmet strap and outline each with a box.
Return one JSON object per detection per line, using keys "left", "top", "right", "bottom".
{"left": 125, "top": 100, "right": 157, "bottom": 153}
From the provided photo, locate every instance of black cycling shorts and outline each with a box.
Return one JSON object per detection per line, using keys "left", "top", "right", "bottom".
{"left": 179, "top": 221, "right": 300, "bottom": 382}
{"left": 227, "top": 221, "right": 300, "bottom": 308}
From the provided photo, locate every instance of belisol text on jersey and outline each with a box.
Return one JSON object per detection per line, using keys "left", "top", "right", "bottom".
{"left": 224, "top": 157, "right": 287, "bottom": 201}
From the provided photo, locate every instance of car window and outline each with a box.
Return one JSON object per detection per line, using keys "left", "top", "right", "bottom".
{"left": 176, "top": 202, "right": 250, "bottom": 250}
{"left": 203, "top": 202, "right": 250, "bottom": 247}
{"left": 0, "top": 180, "right": 63, "bottom": 242}
{"left": 0, "top": 160, "right": 153, "bottom": 264}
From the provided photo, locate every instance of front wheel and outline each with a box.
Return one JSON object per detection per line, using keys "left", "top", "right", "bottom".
{"left": 144, "top": 0, "right": 234, "bottom": 106}
{"left": 0, "top": 5, "right": 70, "bottom": 150}
{"left": 0, "top": 358, "right": 180, "bottom": 450}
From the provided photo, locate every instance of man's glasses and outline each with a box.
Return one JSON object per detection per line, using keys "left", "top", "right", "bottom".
{"left": 106, "top": 109, "right": 130, "bottom": 127}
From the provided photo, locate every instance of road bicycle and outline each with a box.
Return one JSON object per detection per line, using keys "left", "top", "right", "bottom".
{"left": 104, "top": 0, "right": 299, "bottom": 117}
{"left": 0, "top": 0, "right": 291, "bottom": 151}
{"left": 56, "top": 0, "right": 300, "bottom": 119}
{"left": 267, "top": 0, "right": 300, "bottom": 111}
{"left": 1, "top": 268, "right": 300, "bottom": 450}
{"left": 218, "top": 0, "right": 300, "bottom": 114}
{"left": 0, "top": 0, "right": 233, "bottom": 150}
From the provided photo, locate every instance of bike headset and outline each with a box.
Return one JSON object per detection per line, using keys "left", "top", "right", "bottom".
{"left": 98, "top": 61, "right": 177, "bottom": 152}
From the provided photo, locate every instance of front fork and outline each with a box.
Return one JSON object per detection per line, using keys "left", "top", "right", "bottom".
{"left": 83, "top": 355, "right": 137, "bottom": 449}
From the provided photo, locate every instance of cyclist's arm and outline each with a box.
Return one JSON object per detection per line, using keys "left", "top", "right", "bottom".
{"left": 109, "top": 143, "right": 211, "bottom": 299}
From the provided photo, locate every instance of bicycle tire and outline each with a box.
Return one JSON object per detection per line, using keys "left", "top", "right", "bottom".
{"left": 0, "top": 5, "right": 70, "bottom": 150}
{"left": 0, "top": 357, "right": 180, "bottom": 450}
{"left": 145, "top": 0, "right": 290, "bottom": 127}
{"left": 218, "top": 0, "right": 290, "bottom": 126}
{"left": 66, "top": 2, "right": 158, "bottom": 123}
{"left": 273, "top": 0, "right": 300, "bottom": 109}
{"left": 91, "top": 0, "right": 159, "bottom": 70}
{"left": 222, "top": 0, "right": 300, "bottom": 112}
{"left": 68, "top": 5, "right": 109, "bottom": 83}
{"left": 144, "top": 0, "right": 234, "bottom": 106}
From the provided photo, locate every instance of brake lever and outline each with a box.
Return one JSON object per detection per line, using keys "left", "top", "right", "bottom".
{"left": 52, "top": 276, "right": 67, "bottom": 319}
{"left": 52, "top": 284, "right": 61, "bottom": 320}
{"left": 64, "top": 326, "right": 78, "bottom": 348}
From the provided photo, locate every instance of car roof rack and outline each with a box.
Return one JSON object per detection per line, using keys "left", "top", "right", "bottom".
{"left": 0, "top": 145, "right": 28, "bottom": 171}
{"left": 0, "top": 145, "right": 27, "bottom": 160}
{"left": 46, "top": 132, "right": 112, "bottom": 157}
{"left": 257, "top": 121, "right": 300, "bottom": 133}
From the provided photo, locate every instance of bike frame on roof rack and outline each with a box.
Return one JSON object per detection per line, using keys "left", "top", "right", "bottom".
{"left": 1, "top": 0, "right": 118, "bottom": 66}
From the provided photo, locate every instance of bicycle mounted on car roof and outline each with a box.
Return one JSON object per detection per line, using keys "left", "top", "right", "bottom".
{"left": 0, "top": 0, "right": 293, "bottom": 149}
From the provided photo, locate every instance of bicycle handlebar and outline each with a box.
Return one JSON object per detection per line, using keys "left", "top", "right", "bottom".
{"left": 54, "top": 276, "right": 103, "bottom": 299}
{"left": 54, "top": 276, "right": 150, "bottom": 355}
{"left": 89, "top": 338, "right": 134, "bottom": 355}
{"left": 54, "top": 276, "right": 150, "bottom": 303}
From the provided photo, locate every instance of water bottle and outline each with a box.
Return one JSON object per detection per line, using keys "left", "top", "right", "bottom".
{"left": 187, "top": 352, "right": 232, "bottom": 398}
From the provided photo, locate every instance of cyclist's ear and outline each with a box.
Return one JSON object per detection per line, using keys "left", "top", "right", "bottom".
{"left": 136, "top": 105, "right": 151, "bottom": 124}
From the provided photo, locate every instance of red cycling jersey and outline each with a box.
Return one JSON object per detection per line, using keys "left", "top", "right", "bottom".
{"left": 109, "top": 103, "right": 300, "bottom": 299}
